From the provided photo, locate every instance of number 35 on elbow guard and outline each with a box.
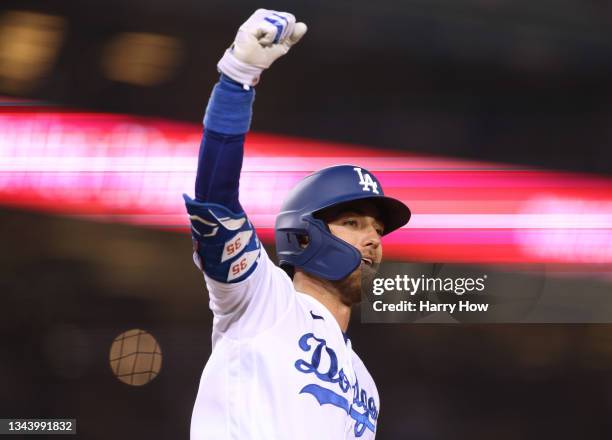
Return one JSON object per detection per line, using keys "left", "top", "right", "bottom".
{"left": 184, "top": 195, "right": 261, "bottom": 283}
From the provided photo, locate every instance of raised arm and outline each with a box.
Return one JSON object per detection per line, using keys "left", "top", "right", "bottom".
{"left": 184, "top": 9, "right": 307, "bottom": 283}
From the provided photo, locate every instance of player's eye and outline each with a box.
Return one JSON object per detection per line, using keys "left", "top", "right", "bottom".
{"left": 343, "top": 219, "right": 358, "bottom": 227}
{"left": 375, "top": 228, "right": 384, "bottom": 236}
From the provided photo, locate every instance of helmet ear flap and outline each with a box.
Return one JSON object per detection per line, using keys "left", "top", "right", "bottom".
{"left": 276, "top": 215, "right": 361, "bottom": 281}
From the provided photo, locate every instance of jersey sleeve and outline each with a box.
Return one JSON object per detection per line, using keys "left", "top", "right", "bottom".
{"left": 203, "top": 246, "right": 295, "bottom": 341}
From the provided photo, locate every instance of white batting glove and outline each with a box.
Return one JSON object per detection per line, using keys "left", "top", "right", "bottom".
{"left": 217, "top": 9, "right": 307, "bottom": 88}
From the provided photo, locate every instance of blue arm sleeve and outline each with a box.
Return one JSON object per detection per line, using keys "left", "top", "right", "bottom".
{"left": 195, "top": 130, "right": 245, "bottom": 212}
{"left": 186, "top": 74, "right": 260, "bottom": 282}
{"left": 195, "top": 74, "right": 255, "bottom": 211}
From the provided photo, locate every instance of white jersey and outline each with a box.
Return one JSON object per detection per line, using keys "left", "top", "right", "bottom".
{"left": 191, "top": 247, "right": 380, "bottom": 439}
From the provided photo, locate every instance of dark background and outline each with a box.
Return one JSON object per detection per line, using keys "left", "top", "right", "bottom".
{"left": 1, "top": 1, "right": 612, "bottom": 439}
{"left": 3, "top": 0, "right": 612, "bottom": 174}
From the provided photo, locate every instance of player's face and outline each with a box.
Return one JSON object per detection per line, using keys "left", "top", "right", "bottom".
{"left": 326, "top": 205, "right": 383, "bottom": 264}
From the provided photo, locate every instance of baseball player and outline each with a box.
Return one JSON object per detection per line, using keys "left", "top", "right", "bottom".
{"left": 184, "top": 9, "right": 411, "bottom": 439}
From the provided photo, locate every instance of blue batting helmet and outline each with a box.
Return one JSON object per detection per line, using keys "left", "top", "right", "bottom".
{"left": 275, "top": 165, "right": 411, "bottom": 281}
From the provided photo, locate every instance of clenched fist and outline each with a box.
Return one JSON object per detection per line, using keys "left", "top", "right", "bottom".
{"left": 217, "top": 9, "right": 307, "bottom": 87}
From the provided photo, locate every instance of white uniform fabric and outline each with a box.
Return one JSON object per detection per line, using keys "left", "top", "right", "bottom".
{"left": 191, "top": 247, "right": 380, "bottom": 439}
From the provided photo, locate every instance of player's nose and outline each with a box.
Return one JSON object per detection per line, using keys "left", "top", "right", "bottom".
{"left": 362, "top": 224, "right": 381, "bottom": 249}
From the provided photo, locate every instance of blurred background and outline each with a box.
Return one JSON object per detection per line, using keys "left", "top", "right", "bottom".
{"left": 1, "top": 0, "right": 612, "bottom": 439}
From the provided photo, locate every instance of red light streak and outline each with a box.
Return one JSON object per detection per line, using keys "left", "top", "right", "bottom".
{"left": 1, "top": 106, "right": 611, "bottom": 266}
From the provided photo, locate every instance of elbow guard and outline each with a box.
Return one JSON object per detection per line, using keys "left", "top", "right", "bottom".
{"left": 184, "top": 194, "right": 260, "bottom": 283}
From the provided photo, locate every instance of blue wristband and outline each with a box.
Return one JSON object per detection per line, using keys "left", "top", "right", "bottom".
{"left": 203, "top": 74, "right": 256, "bottom": 135}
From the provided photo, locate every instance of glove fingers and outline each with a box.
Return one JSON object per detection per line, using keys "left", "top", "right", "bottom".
{"left": 254, "top": 21, "right": 282, "bottom": 46}
{"left": 286, "top": 22, "right": 307, "bottom": 47}
{"left": 242, "top": 10, "right": 296, "bottom": 46}
{"left": 264, "top": 20, "right": 306, "bottom": 63}
{"left": 270, "top": 12, "right": 296, "bottom": 42}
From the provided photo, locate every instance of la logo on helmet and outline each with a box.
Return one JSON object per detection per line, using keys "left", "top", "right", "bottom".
{"left": 353, "top": 167, "right": 379, "bottom": 194}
